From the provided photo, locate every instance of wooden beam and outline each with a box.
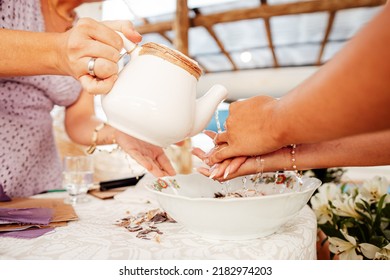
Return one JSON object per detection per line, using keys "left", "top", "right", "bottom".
{"left": 194, "top": 0, "right": 386, "bottom": 25}
{"left": 137, "top": 21, "right": 172, "bottom": 34}
{"left": 193, "top": 8, "right": 237, "bottom": 71}
{"left": 136, "top": 0, "right": 386, "bottom": 34}
{"left": 141, "top": 18, "right": 173, "bottom": 44}
{"left": 159, "top": 32, "right": 173, "bottom": 44}
{"left": 317, "top": 11, "right": 336, "bottom": 65}
{"left": 173, "top": 0, "right": 189, "bottom": 55}
{"left": 173, "top": 0, "right": 192, "bottom": 175}
{"left": 203, "top": 25, "right": 238, "bottom": 71}
{"left": 260, "top": 0, "right": 279, "bottom": 67}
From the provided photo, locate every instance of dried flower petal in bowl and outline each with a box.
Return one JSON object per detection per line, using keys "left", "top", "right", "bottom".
{"left": 145, "top": 172, "right": 321, "bottom": 240}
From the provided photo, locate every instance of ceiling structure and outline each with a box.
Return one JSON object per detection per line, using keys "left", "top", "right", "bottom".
{"left": 102, "top": 0, "right": 386, "bottom": 74}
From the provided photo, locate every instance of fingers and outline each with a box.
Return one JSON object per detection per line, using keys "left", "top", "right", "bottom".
{"left": 191, "top": 147, "right": 209, "bottom": 165}
{"left": 192, "top": 146, "right": 238, "bottom": 180}
{"left": 146, "top": 157, "right": 169, "bottom": 177}
{"left": 196, "top": 157, "right": 258, "bottom": 181}
{"left": 128, "top": 150, "right": 167, "bottom": 177}
{"left": 77, "top": 19, "right": 142, "bottom": 52}
{"left": 207, "top": 144, "right": 236, "bottom": 165}
{"left": 196, "top": 166, "right": 212, "bottom": 177}
{"left": 194, "top": 141, "right": 232, "bottom": 166}
{"left": 67, "top": 19, "right": 142, "bottom": 94}
{"left": 208, "top": 157, "right": 245, "bottom": 181}
{"left": 78, "top": 74, "right": 118, "bottom": 95}
{"left": 86, "top": 57, "right": 118, "bottom": 79}
{"left": 226, "top": 156, "right": 247, "bottom": 175}
{"left": 82, "top": 41, "right": 122, "bottom": 64}
{"left": 222, "top": 157, "right": 259, "bottom": 180}
{"left": 128, "top": 150, "right": 153, "bottom": 172}
{"left": 156, "top": 153, "right": 176, "bottom": 176}
{"left": 209, "top": 159, "right": 231, "bottom": 179}
{"left": 102, "top": 20, "right": 142, "bottom": 44}
{"left": 71, "top": 18, "right": 121, "bottom": 60}
{"left": 214, "top": 131, "right": 228, "bottom": 145}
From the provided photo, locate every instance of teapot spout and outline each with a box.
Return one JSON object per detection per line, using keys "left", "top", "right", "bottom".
{"left": 190, "top": 84, "right": 228, "bottom": 137}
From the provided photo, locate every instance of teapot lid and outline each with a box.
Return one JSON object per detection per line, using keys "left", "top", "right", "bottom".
{"left": 139, "top": 43, "right": 203, "bottom": 80}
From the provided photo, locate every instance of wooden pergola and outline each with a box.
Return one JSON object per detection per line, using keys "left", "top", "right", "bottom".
{"left": 133, "top": 0, "right": 386, "bottom": 73}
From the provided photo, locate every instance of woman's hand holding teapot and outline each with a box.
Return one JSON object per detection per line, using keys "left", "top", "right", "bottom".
{"left": 58, "top": 18, "right": 142, "bottom": 95}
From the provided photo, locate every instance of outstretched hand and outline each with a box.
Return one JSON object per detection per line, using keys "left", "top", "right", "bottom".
{"left": 193, "top": 131, "right": 291, "bottom": 181}
{"left": 192, "top": 130, "right": 247, "bottom": 181}
{"left": 205, "top": 96, "right": 283, "bottom": 166}
{"left": 115, "top": 130, "right": 176, "bottom": 177}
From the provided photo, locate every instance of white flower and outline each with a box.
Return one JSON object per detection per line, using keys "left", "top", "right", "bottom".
{"left": 360, "top": 243, "right": 381, "bottom": 259}
{"left": 310, "top": 183, "right": 341, "bottom": 224}
{"left": 332, "top": 195, "right": 362, "bottom": 219}
{"left": 374, "top": 243, "right": 390, "bottom": 260}
{"left": 328, "top": 229, "right": 363, "bottom": 260}
{"left": 303, "top": 170, "right": 315, "bottom": 177}
{"left": 313, "top": 176, "right": 390, "bottom": 260}
{"left": 360, "top": 176, "right": 389, "bottom": 204}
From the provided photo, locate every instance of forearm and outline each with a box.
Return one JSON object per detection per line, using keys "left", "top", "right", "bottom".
{"left": 216, "top": 130, "right": 390, "bottom": 180}
{"left": 64, "top": 91, "right": 116, "bottom": 147}
{"left": 0, "top": 29, "right": 63, "bottom": 76}
{"left": 65, "top": 115, "right": 116, "bottom": 147}
{"left": 264, "top": 130, "right": 390, "bottom": 172}
{"left": 274, "top": 4, "right": 390, "bottom": 146}
{"left": 294, "top": 131, "right": 390, "bottom": 170}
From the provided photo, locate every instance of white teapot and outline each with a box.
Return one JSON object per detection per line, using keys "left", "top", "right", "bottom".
{"left": 101, "top": 37, "right": 228, "bottom": 148}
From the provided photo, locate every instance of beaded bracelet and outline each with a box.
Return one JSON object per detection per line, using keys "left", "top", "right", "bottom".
{"left": 290, "top": 144, "right": 298, "bottom": 174}
{"left": 86, "top": 122, "right": 106, "bottom": 154}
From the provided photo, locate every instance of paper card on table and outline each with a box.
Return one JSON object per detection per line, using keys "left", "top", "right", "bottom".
{"left": 0, "top": 207, "right": 53, "bottom": 225}
{"left": 0, "top": 221, "right": 68, "bottom": 232}
{"left": 0, "top": 198, "right": 78, "bottom": 223}
{"left": 0, "top": 198, "right": 78, "bottom": 232}
{"left": 0, "top": 227, "right": 55, "bottom": 239}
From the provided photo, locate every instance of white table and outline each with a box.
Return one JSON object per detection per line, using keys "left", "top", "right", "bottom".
{"left": 0, "top": 175, "right": 317, "bottom": 260}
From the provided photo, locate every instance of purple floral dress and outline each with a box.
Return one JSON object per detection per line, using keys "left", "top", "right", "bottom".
{"left": 0, "top": 0, "right": 82, "bottom": 197}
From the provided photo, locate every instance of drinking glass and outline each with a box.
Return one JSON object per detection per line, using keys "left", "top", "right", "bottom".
{"left": 62, "top": 155, "right": 94, "bottom": 205}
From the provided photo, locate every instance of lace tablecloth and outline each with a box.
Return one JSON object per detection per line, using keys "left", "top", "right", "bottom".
{"left": 0, "top": 175, "right": 317, "bottom": 260}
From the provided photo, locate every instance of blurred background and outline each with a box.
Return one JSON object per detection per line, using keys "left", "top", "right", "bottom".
{"left": 70, "top": 0, "right": 389, "bottom": 180}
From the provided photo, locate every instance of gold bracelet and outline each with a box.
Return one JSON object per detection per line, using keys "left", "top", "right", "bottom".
{"left": 86, "top": 122, "right": 106, "bottom": 154}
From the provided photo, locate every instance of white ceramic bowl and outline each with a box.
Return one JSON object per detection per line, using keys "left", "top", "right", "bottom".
{"left": 145, "top": 172, "right": 321, "bottom": 240}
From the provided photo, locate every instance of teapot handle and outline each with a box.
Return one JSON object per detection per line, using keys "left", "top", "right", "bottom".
{"left": 116, "top": 32, "right": 139, "bottom": 58}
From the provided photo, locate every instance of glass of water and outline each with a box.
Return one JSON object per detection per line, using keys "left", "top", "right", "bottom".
{"left": 62, "top": 155, "right": 94, "bottom": 205}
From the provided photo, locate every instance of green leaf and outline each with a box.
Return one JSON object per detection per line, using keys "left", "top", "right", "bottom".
{"left": 369, "top": 235, "right": 388, "bottom": 248}
{"left": 319, "top": 222, "right": 345, "bottom": 240}
{"left": 383, "top": 229, "right": 390, "bottom": 240}
{"left": 373, "top": 195, "right": 387, "bottom": 231}
{"left": 355, "top": 206, "right": 372, "bottom": 223}
{"left": 382, "top": 200, "right": 390, "bottom": 218}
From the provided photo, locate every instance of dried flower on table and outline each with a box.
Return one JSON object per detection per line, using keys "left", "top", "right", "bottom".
{"left": 115, "top": 208, "right": 176, "bottom": 242}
